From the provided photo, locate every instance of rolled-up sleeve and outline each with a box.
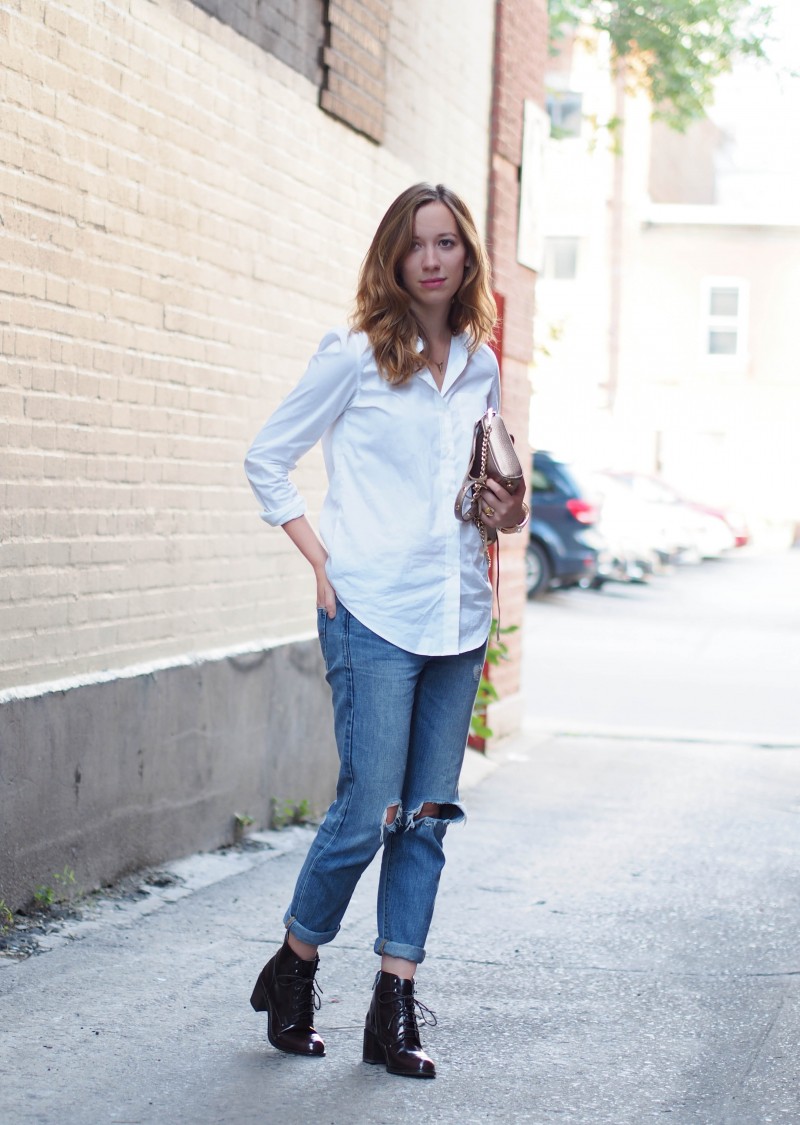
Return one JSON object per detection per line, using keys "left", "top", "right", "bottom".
{"left": 244, "top": 328, "right": 360, "bottom": 526}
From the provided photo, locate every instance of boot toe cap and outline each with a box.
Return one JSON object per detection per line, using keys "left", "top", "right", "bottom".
{"left": 270, "top": 1028, "right": 326, "bottom": 1057}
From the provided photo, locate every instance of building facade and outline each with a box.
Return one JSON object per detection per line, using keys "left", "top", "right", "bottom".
{"left": 1, "top": 0, "right": 545, "bottom": 909}
{"left": 532, "top": 25, "right": 800, "bottom": 539}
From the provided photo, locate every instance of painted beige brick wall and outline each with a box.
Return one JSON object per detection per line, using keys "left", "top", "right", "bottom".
{"left": 1, "top": 0, "right": 496, "bottom": 690}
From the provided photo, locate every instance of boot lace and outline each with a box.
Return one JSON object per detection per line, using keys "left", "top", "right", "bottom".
{"left": 380, "top": 990, "right": 437, "bottom": 1044}
{"left": 276, "top": 971, "right": 323, "bottom": 1020}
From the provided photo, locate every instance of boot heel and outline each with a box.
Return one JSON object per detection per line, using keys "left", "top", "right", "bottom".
{"left": 362, "top": 1028, "right": 385, "bottom": 1065}
{"left": 250, "top": 974, "right": 269, "bottom": 1013}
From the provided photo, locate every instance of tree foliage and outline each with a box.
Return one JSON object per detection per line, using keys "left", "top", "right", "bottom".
{"left": 549, "top": 0, "right": 775, "bottom": 130}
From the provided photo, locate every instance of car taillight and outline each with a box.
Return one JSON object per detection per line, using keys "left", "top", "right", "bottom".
{"left": 566, "top": 498, "right": 597, "bottom": 524}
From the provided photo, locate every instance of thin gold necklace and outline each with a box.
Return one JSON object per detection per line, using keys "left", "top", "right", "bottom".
{"left": 430, "top": 343, "right": 450, "bottom": 375}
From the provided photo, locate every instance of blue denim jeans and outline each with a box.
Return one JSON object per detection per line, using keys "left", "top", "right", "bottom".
{"left": 283, "top": 600, "right": 487, "bottom": 964}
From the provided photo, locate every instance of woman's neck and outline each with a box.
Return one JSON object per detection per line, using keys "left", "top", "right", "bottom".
{"left": 413, "top": 308, "right": 452, "bottom": 352}
{"left": 415, "top": 316, "right": 452, "bottom": 389}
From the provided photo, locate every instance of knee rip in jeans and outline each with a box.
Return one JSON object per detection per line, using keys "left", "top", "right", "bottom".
{"left": 408, "top": 800, "right": 465, "bottom": 828}
{"left": 382, "top": 800, "right": 465, "bottom": 837}
{"left": 381, "top": 802, "right": 403, "bottom": 842}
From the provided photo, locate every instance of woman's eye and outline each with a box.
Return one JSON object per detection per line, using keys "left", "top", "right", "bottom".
{"left": 440, "top": 239, "right": 455, "bottom": 248}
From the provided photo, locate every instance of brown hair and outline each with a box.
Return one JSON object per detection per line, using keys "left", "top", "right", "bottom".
{"left": 351, "top": 183, "right": 497, "bottom": 385}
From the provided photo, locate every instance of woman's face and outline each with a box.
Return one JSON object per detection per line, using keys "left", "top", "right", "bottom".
{"left": 399, "top": 201, "right": 468, "bottom": 315}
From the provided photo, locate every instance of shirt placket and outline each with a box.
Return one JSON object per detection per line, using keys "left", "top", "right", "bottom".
{"left": 439, "top": 395, "right": 462, "bottom": 651}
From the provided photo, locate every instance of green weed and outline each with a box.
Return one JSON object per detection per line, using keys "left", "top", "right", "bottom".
{"left": 0, "top": 899, "right": 14, "bottom": 933}
{"left": 470, "top": 621, "right": 519, "bottom": 741}
{"left": 33, "top": 866, "right": 76, "bottom": 908}
{"left": 233, "top": 812, "right": 255, "bottom": 843}
{"left": 271, "top": 798, "right": 312, "bottom": 830}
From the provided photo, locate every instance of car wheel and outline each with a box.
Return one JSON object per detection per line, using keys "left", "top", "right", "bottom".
{"left": 525, "top": 540, "right": 552, "bottom": 599}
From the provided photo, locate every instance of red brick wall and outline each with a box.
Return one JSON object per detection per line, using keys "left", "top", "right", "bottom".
{"left": 486, "top": 0, "right": 548, "bottom": 727}
{"left": 492, "top": 0, "right": 547, "bottom": 164}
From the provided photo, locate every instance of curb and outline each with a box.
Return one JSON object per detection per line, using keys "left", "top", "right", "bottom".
{"left": 521, "top": 716, "right": 800, "bottom": 751}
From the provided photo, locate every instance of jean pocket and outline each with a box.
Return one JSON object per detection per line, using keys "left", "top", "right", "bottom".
{"left": 317, "top": 606, "right": 328, "bottom": 662}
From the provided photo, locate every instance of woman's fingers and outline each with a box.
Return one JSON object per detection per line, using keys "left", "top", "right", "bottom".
{"left": 481, "top": 479, "right": 526, "bottom": 527}
{"left": 317, "top": 578, "right": 337, "bottom": 618}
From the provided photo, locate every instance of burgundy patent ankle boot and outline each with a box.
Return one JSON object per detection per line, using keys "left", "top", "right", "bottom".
{"left": 362, "top": 970, "right": 436, "bottom": 1078}
{"left": 250, "top": 935, "right": 325, "bottom": 1057}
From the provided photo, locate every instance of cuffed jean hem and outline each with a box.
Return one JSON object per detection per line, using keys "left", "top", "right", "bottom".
{"left": 283, "top": 912, "right": 339, "bottom": 947}
{"left": 374, "top": 938, "right": 427, "bottom": 965}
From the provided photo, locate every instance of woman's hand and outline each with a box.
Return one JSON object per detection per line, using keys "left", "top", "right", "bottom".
{"left": 315, "top": 566, "right": 337, "bottom": 618}
{"left": 479, "top": 478, "right": 527, "bottom": 531}
{"left": 281, "top": 515, "right": 337, "bottom": 618}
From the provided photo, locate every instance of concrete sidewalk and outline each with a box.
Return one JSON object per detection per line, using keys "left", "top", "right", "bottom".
{"left": 2, "top": 727, "right": 799, "bottom": 1124}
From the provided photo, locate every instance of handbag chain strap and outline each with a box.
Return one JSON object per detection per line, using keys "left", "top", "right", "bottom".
{"left": 474, "top": 418, "right": 491, "bottom": 559}
{"left": 473, "top": 419, "right": 503, "bottom": 640}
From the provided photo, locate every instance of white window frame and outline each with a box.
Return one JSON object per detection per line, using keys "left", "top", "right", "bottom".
{"left": 700, "top": 277, "right": 749, "bottom": 368}
{"left": 517, "top": 100, "right": 550, "bottom": 272}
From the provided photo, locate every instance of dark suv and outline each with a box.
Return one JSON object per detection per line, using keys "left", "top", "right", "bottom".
{"left": 527, "top": 451, "right": 603, "bottom": 597}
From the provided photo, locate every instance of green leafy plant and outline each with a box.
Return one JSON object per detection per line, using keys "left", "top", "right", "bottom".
{"left": 233, "top": 812, "right": 255, "bottom": 843}
{"left": 271, "top": 798, "right": 313, "bottom": 830}
{"left": 33, "top": 885, "right": 55, "bottom": 907}
{"left": 0, "top": 900, "right": 14, "bottom": 934}
{"left": 33, "top": 866, "right": 76, "bottom": 908}
{"left": 471, "top": 622, "right": 519, "bottom": 741}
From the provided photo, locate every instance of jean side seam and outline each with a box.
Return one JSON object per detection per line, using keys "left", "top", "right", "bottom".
{"left": 290, "top": 606, "right": 357, "bottom": 925}
{"left": 379, "top": 831, "right": 395, "bottom": 947}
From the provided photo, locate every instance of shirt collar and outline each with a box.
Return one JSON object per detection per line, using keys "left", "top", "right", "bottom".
{"left": 415, "top": 333, "right": 470, "bottom": 396}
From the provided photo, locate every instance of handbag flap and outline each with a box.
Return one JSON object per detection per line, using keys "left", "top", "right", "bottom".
{"left": 484, "top": 414, "right": 523, "bottom": 490}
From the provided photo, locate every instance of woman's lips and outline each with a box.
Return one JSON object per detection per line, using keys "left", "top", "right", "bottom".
{"left": 420, "top": 278, "right": 446, "bottom": 288}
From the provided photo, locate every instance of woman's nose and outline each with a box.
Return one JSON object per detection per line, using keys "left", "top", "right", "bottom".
{"left": 422, "top": 244, "right": 439, "bottom": 270}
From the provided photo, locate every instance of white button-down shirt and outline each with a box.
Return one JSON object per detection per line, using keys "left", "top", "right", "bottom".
{"left": 244, "top": 327, "right": 500, "bottom": 655}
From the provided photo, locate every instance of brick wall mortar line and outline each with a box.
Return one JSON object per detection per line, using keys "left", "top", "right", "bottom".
{"left": 0, "top": 0, "right": 498, "bottom": 685}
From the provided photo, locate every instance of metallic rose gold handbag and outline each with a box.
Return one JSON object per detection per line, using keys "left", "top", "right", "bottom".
{"left": 454, "top": 409, "right": 525, "bottom": 555}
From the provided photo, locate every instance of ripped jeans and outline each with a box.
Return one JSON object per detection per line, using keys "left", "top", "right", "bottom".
{"left": 283, "top": 599, "right": 487, "bottom": 964}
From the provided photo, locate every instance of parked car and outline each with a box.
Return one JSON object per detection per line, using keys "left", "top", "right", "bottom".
{"left": 526, "top": 451, "right": 604, "bottom": 597}
{"left": 601, "top": 471, "right": 738, "bottom": 561}
{"left": 588, "top": 471, "right": 662, "bottom": 584}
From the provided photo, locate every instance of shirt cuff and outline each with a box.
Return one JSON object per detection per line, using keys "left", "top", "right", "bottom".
{"left": 258, "top": 499, "right": 307, "bottom": 527}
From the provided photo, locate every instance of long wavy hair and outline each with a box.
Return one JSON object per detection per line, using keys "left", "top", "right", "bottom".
{"left": 351, "top": 183, "right": 497, "bottom": 385}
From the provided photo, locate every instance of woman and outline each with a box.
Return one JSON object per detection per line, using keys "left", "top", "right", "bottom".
{"left": 244, "top": 183, "right": 528, "bottom": 1079}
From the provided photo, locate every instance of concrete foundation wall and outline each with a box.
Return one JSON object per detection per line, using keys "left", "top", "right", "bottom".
{"left": 0, "top": 637, "right": 337, "bottom": 911}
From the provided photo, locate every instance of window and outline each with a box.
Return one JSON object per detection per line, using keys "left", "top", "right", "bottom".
{"left": 542, "top": 237, "right": 579, "bottom": 280}
{"left": 702, "top": 278, "right": 748, "bottom": 362}
{"left": 531, "top": 468, "right": 553, "bottom": 492}
{"left": 190, "top": 0, "right": 325, "bottom": 86}
{"left": 189, "top": 0, "right": 389, "bottom": 143}
{"left": 546, "top": 91, "right": 583, "bottom": 138}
